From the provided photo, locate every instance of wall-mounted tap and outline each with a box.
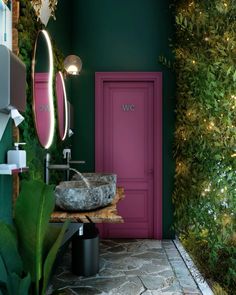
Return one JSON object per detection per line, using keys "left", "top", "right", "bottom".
{"left": 45, "top": 153, "right": 69, "bottom": 184}
{"left": 63, "top": 149, "right": 85, "bottom": 181}
{"left": 44, "top": 150, "right": 86, "bottom": 184}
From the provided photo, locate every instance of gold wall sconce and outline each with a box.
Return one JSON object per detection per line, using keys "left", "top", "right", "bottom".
{"left": 64, "top": 55, "right": 82, "bottom": 76}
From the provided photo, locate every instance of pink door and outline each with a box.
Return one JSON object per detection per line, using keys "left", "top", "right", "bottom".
{"left": 96, "top": 72, "right": 162, "bottom": 239}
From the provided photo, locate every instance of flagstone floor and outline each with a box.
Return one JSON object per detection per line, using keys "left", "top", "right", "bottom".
{"left": 48, "top": 239, "right": 202, "bottom": 295}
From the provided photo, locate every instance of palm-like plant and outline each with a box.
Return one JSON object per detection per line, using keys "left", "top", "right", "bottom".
{"left": 0, "top": 180, "right": 69, "bottom": 295}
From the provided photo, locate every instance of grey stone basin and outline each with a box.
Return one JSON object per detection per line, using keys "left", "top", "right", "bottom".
{"left": 72, "top": 172, "right": 117, "bottom": 190}
{"left": 55, "top": 180, "right": 116, "bottom": 211}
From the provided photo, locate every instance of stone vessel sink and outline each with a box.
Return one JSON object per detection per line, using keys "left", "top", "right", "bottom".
{"left": 72, "top": 172, "right": 117, "bottom": 190}
{"left": 55, "top": 180, "right": 116, "bottom": 211}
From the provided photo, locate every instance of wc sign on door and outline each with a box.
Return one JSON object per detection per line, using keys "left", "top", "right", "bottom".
{"left": 122, "top": 104, "right": 135, "bottom": 112}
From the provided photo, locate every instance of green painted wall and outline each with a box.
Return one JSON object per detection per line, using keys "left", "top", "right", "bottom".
{"left": 48, "top": 0, "right": 73, "bottom": 107}
{"left": 48, "top": 0, "right": 72, "bottom": 57}
{"left": 0, "top": 121, "right": 12, "bottom": 223}
{"left": 71, "top": 0, "right": 175, "bottom": 238}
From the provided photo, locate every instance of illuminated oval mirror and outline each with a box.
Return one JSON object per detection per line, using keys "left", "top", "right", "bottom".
{"left": 56, "top": 71, "right": 68, "bottom": 141}
{"left": 32, "top": 30, "right": 55, "bottom": 149}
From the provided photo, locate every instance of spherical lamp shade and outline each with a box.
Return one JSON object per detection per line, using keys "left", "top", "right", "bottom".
{"left": 64, "top": 55, "right": 82, "bottom": 75}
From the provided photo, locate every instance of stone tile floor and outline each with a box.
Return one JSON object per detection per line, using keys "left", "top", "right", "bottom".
{"left": 48, "top": 239, "right": 202, "bottom": 295}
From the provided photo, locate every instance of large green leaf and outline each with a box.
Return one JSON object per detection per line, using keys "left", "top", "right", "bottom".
{"left": 0, "top": 223, "right": 30, "bottom": 295}
{"left": 14, "top": 180, "right": 55, "bottom": 294}
{"left": 7, "top": 273, "right": 20, "bottom": 295}
{"left": 7, "top": 273, "right": 30, "bottom": 295}
{"left": 43, "top": 226, "right": 63, "bottom": 258}
{"left": 0, "top": 255, "right": 7, "bottom": 285}
{"left": 0, "top": 222, "right": 22, "bottom": 275}
{"left": 41, "top": 221, "right": 69, "bottom": 295}
{"left": 18, "top": 273, "right": 31, "bottom": 295}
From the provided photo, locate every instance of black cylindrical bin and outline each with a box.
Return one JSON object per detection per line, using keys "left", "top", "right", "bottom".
{"left": 72, "top": 223, "right": 99, "bottom": 276}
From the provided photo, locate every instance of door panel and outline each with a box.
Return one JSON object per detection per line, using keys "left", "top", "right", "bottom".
{"left": 102, "top": 81, "right": 154, "bottom": 238}
{"left": 118, "top": 190, "right": 149, "bottom": 221}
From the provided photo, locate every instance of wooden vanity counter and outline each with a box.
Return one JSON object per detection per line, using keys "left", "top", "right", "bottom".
{"left": 50, "top": 187, "right": 125, "bottom": 223}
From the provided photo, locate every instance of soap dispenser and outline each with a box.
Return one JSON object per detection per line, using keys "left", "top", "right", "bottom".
{"left": 7, "top": 143, "right": 26, "bottom": 168}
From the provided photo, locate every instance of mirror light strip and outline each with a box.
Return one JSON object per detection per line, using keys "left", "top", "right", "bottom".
{"left": 58, "top": 71, "right": 68, "bottom": 140}
{"left": 42, "top": 29, "right": 55, "bottom": 149}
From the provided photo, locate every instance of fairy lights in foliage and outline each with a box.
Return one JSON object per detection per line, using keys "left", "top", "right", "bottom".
{"left": 172, "top": 0, "right": 236, "bottom": 291}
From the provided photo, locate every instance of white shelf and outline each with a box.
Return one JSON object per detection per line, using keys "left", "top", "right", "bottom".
{"left": 0, "top": 167, "right": 29, "bottom": 175}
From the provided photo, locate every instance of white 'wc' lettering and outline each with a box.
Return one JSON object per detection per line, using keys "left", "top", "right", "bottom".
{"left": 39, "top": 104, "right": 50, "bottom": 112}
{"left": 122, "top": 104, "right": 135, "bottom": 111}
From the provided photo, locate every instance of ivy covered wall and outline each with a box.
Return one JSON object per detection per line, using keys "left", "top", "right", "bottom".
{"left": 173, "top": 0, "right": 236, "bottom": 292}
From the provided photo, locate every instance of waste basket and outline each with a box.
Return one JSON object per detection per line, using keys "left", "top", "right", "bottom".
{"left": 72, "top": 221, "right": 99, "bottom": 276}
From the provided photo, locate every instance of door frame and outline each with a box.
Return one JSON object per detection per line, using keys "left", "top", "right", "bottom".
{"left": 95, "top": 72, "right": 162, "bottom": 239}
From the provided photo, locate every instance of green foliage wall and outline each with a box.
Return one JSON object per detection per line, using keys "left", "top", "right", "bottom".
{"left": 18, "top": 0, "right": 67, "bottom": 183}
{"left": 172, "top": 0, "right": 236, "bottom": 292}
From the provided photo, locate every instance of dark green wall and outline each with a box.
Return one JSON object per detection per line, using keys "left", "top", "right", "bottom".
{"left": 0, "top": 121, "right": 12, "bottom": 223}
{"left": 71, "top": 0, "right": 175, "bottom": 238}
{"left": 48, "top": 0, "right": 73, "bottom": 137}
{"left": 48, "top": 0, "right": 72, "bottom": 57}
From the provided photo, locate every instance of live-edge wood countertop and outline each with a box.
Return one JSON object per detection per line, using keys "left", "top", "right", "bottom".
{"left": 50, "top": 187, "right": 125, "bottom": 223}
